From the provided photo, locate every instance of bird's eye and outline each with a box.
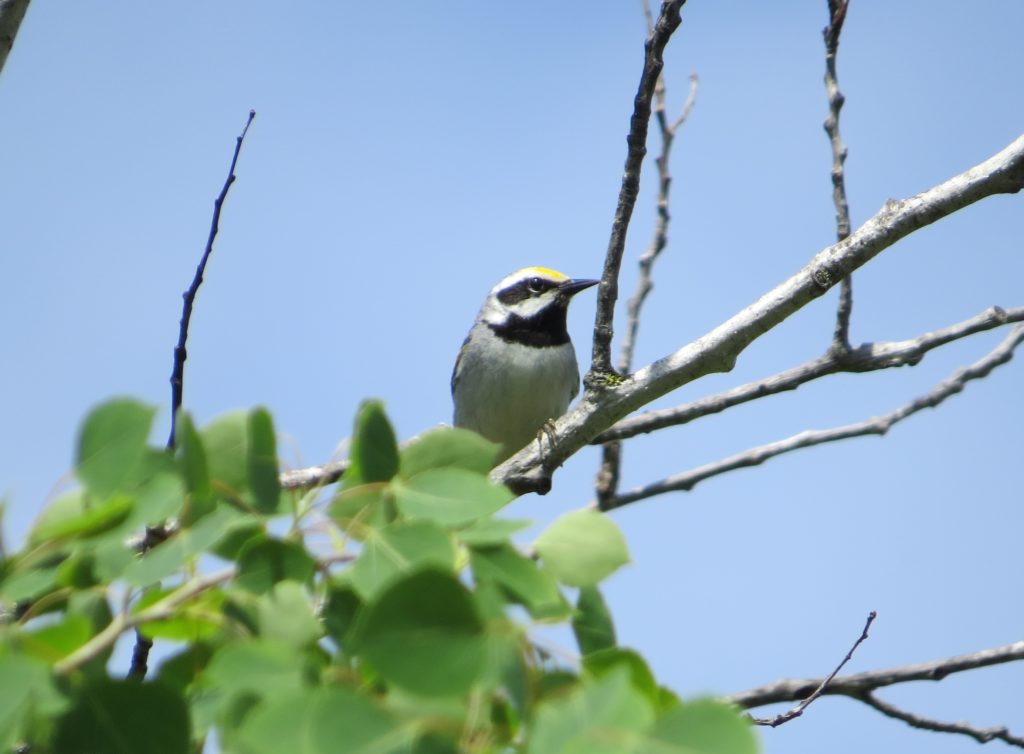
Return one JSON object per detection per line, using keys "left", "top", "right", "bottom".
{"left": 527, "top": 277, "right": 545, "bottom": 294}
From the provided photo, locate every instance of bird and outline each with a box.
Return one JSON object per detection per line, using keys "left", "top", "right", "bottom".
{"left": 451, "top": 266, "right": 599, "bottom": 463}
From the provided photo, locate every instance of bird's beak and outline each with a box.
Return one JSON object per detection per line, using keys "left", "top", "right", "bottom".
{"left": 559, "top": 278, "right": 600, "bottom": 297}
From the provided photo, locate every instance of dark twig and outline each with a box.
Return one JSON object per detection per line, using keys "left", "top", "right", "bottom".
{"left": 596, "top": 25, "right": 698, "bottom": 505}
{"left": 752, "top": 611, "right": 876, "bottom": 727}
{"left": 167, "top": 109, "right": 256, "bottom": 448}
{"left": 727, "top": 640, "right": 1024, "bottom": 748}
{"left": 130, "top": 110, "right": 256, "bottom": 681}
{"left": 857, "top": 691, "right": 1024, "bottom": 748}
{"left": 823, "top": 0, "right": 854, "bottom": 353}
{"left": 589, "top": 0, "right": 686, "bottom": 379}
{"left": 594, "top": 304, "right": 1024, "bottom": 444}
{"left": 727, "top": 640, "right": 1024, "bottom": 708}
{"left": 600, "top": 324, "right": 1024, "bottom": 509}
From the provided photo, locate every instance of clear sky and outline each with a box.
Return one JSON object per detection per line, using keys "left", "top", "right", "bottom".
{"left": 2, "top": 2, "right": 1022, "bottom": 752}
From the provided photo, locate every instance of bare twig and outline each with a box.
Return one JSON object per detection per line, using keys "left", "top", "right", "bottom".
{"left": 131, "top": 110, "right": 256, "bottom": 680}
{"left": 823, "top": 0, "right": 854, "bottom": 352}
{"left": 590, "top": 0, "right": 686, "bottom": 378}
{"left": 0, "top": 0, "right": 31, "bottom": 76}
{"left": 599, "top": 324, "right": 1024, "bottom": 509}
{"left": 727, "top": 640, "right": 1024, "bottom": 708}
{"left": 595, "top": 304, "right": 1024, "bottom": 443}
{"left": 858, "top": 691, "right": 1024, "bottom": 748}
{"left": 167, "top": 109, "right": 256, "bottom": 449}
{"left": 596, "top": 43, "right": 698, "bottom": 505}
{"left": 727, "top": 641, "right": 1024, "bottom": 748}
{"left": 280, "top": 458, "right": 350, "bottom": 491}
{"left": 752, "top": 611, "right": 876, "bottom": 727}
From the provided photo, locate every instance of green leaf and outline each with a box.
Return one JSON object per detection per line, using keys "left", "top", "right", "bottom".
{"left": 235, "top": 686, "right": 411, "bottom": 754}
{"left": 648, "top": 699, "right": 758, "bottom": 754}
{"left": 202, "top": 640, "right": 304, "bottom": 702}
{"left": 54, "top": 679, "right": 190, "bottom": 754}
{"left": 352, "top": 569, "right": 488, "bottom": 696}
{"left": 534, "top": 510, "right": 630, "bottom": 587}
{"left": 0, "top": 652, "right": 66, "bottom": 751}
{"left": 349, "top": 520, "right": 456, "bottom": 600}
{"left": 0, "top": 565, "right": 58, "bottom": 602}
{"left": 573, "top": 585, "right": 617, "bottom": 656}
{"left": 136, "top": 588, "right": 224, "bottom": 641}
{"left": 21, "top": 614, "right": 92, "bottom": 663}
{"left": 201, "top": 410, "right": 249, "bottom": 500}
{"left": 584, "top": 648, "right": 658, "bottom": 706}
{"left": 122, "top": 507, "right": 246, "bottom": 586}
{"left": 75, "top": 398, "right": 157, "bottom": 498}
{"left": 470, "top": 544, "right": 569, "bottom": 620}
{"left": 175, "top": 410, "right": 211, "bottom": 502}
{"left": 236, "top": 537, "right": 316, "bottom": 593}
{"left": 393, "top": 468, "right": 513, "bottom": 526}
{"left": 29, "top": 490, "right": 134, "bottom": 545}
{"left": 399, "top": 427, "right": 500, "bottom": 478}
{"left": 345, "top": 399, "right": 400, "bottom": 487}
{"left": 329, "top": 482, "right": 392, "bottom": 537}
{"left": 256, "top": 581, "right": 322, "bottom": 648}
{"left": 247, "top": 407, "right": 281, "bottom": 513}
{"left": 456, "top": 517, "right": 532, "bottom": 547}
{"left": 527, "top": 668, "right": 654, "bottom": 754}
{"left": 322, "top": 584, "right": 362, "bottom": 647}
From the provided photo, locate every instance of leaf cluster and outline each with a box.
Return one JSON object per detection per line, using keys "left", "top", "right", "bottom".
{"left": 0, "top": 398, "right": 757, "bottom": 754}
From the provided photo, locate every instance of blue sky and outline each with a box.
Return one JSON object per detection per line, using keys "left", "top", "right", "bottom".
{"left": 2, "top": 2, "right": 1022, "bottom": 752}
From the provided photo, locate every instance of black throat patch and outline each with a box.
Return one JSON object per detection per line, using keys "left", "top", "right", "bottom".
{"left": 488, "top": 304, "right": 571, "bottom": 347}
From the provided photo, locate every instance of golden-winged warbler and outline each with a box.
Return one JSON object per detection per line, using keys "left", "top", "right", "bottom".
{"left": 452, "top": 267, "right": 598, "bottom": 462}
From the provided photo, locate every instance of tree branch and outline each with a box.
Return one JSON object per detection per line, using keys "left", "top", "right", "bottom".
{"left": 167, "top": 109, "right": 256, "bottom": 449}
{"left": 751, "top": 611, "right": 875, "bottom": 727}
{"left": 599, "top": 324, "right": 1024, "bottom": 509}
{"left": 594, "top": 304, "right": 1024, "bottom": 443}
{"left": 493, "top": 134, "right": 1024, "bottom": 496}
{"left": 726, "top": 641, "right": 1024, "bottom": 748}
{"left": 131, "top": 110, "right": 256, "bottom": 680}
{"left": 590, "top": 0, "right": 686, "bottom": 377}
{"left": 726, "top": 640, "right": 1024, "bottom": 708}
{"left": 823, "top": 0, "right": 854, "bottom": 353}
{"left": 858, "top": 691, "right": 1024, "bottom": 748}
{"left": 0, "top": 0, "right": 30, "bottom": 77}
{"left": 596, "top": 32, "right": 698, "bottom": 506}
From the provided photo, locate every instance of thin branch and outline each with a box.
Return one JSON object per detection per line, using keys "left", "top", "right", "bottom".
{"left": 167, "top": 109, "right": 256, "bottom": 449}
{"left": 595, "top": 304, "right": 1024, "bottom": 443}
{"left": 56, "top": 567, "right": 235, "bottom": 676}
{"left": 280, "top": 458, "right": 350, "bottom": 491}
{"left": 597, "top": 52, "right": 698, "bottom": 505}
{"left": 492, "top": 133, "right": 1024, "bottom": 496}
{"left": 752, "top": 611, "right": 876, "bottom": 727}
{"left": 590, "top": 0, "right": 686, "bottom": 378}
{"left": 0, "top": 0, "right": 30, "bottom": 77}
{"left": 132, "top": 110, "right": 256, "bottom": 680}
{"left": 823, "top": 0, "right": 854, "bottom": 352}
{"left": 600, "top": 324, "right": 1024, "bottom": 509}
{"left": 858, "top": 691, "right": 1024, "bottom": 748}
{"left": 726, "top": 640, "right": 1024, "bottom": 708}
